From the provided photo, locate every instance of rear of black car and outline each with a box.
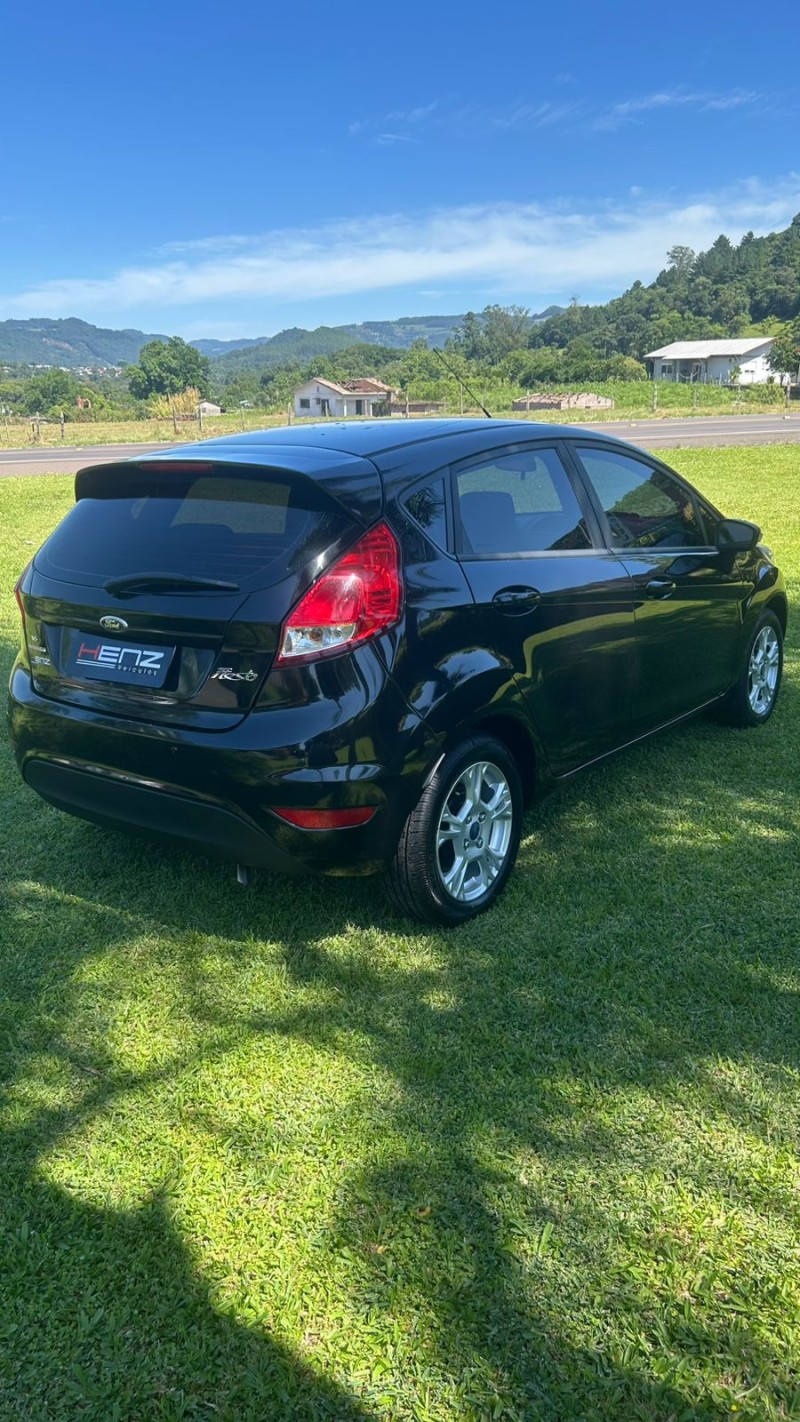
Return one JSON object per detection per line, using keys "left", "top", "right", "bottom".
{"left": 9, "top": 446, "right": 438, "bottom": 874}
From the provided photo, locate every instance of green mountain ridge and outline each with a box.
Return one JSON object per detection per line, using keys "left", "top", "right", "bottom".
{"left": 0, "top": 317, "right": 169, "bottom": 368}
{"left": 0, "top": 309, "right": 566, "bottom": 372}
{"left": 205, "top": 317, "right": 460, "bottom": 371}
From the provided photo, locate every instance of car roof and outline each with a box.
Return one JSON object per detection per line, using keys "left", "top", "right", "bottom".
{"left": 178, "top": 417, "right": 635, "bottom": 462}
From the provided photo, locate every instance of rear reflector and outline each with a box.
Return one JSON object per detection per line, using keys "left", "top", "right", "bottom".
{"left": 272, "top": 807, "right": 376, "bottom": 830}
{"left": 276, "top": 521, "right": 402, "bottom": 663}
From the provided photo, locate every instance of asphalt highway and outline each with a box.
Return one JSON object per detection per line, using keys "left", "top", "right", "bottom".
{"left": 0, "top": 413, "right": 799, "bottom": 478}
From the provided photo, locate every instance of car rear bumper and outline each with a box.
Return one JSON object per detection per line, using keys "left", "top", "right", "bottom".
{"left": 21, "top": 757, "right": 310, "bottom": 873}
{"left": 8, "top": 661, "right": 440, "bottom": 876}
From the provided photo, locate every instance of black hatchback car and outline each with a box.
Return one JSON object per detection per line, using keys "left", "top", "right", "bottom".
{"left": 9, "top": 420, "right": 786, "bottom": 924}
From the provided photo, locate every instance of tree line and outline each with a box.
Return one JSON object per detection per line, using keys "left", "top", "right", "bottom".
{"left": 2, "top": 217, "right": 799, "bottom": 422}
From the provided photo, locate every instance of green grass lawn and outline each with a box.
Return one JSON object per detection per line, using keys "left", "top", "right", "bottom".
{"left": 1, "top": 447, "right": 799, "bottom": 1421}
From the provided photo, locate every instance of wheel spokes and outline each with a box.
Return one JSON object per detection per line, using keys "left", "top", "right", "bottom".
{"left": 435, "top": 759, "right": 514, "bottom": 905}
{"left": 748, "top": 626, "right": 781, "bottom": 714}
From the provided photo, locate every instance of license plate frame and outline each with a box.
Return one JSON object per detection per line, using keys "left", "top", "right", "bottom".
{"left": 68, "top": 635, "right": 176, "bottom": 688}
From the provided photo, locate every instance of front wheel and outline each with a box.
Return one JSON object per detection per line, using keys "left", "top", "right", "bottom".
{"left": 385, "top": 735, "right": 523, "bottom": 926}
{"left": 717, "top": 611, "right": 784, "bottom": 727}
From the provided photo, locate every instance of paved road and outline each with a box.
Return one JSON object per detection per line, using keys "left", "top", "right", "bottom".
{"left": 1, "top": 414, "right": 799, "bottom": 477}
{"left": 0, "top": 441, "right": 168, "bottom": 478}
{"left": 601, "top": 412, "right": 800, "bottom": 449}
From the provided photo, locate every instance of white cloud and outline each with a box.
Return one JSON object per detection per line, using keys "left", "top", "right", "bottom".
{"left": 2, "top": 176, "right": 798, "bottom": 324}
{"left": 594, "top": 88, "right": 760, "bottom": 131}
{"left": 348, "top": 85, "right": 780, "bottom": 144}
{"left": 489, "top": 101, "right": 582, "bottom": 131}
{"left": 384, "top": 102, "right": 439, "bottom": 125}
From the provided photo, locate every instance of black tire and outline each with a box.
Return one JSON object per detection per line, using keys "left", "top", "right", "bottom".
{"left": 717, "top": 610, "right": 784, "bottom": 727}
{"left": 385, "top": 734, "right": 523, "bottom": 926}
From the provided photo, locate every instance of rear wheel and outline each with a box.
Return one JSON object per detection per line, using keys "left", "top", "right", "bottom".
{"left": 718, "top": 611, "right": 783, "bottom": 727}
{"left": 386, "top": 735, "right": 523, "bottom": 925}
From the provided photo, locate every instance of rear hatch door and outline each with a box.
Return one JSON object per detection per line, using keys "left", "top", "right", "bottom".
{"left": 24, "top": 451, "right": 377, "bottom": 729}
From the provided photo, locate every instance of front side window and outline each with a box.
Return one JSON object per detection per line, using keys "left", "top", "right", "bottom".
{"left": 576, "top": 447, "right": 706, "bottom": 550}
{"left": 455, "top": 446, "right": 591, "bottom": 555}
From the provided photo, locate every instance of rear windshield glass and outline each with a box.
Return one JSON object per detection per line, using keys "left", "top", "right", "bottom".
{"left": 37, "top": 465, "right": 356, "bottom": 589}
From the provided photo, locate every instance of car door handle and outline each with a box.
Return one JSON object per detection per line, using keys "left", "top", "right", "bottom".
{"left": 644, "top": 577, "right": 676, "bottom": 600}
{"left": 492, "top": 585, "right": 541, "bottom": 615}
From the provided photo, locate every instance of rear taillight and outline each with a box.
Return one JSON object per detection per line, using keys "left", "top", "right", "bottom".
{"left": 14, "top": 561, "right": 32, "bottom": 623}
{"left": 275, "top": 522, "right": 402, "bottom": 663}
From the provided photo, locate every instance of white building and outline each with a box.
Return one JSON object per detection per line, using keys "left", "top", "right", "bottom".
{"left": 293, "top": 377, "right": 393, "bottom": 419}
{"left": 646, "top": 338, "right": 777, "bottom": 385}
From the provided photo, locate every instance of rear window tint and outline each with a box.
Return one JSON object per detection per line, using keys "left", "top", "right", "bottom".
{"left": 37, "top": 465, "right": 356, "bottom": 589}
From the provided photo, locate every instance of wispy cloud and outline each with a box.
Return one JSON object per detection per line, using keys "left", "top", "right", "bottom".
{"left": 158, "top": 233, "right": 257, "bottom": 256}
{"left": 489, "top": 101, "right": 582, "bottom": 131}
{"left": 348, "top": 95, "right": 583, "bottom": 142}
{"left": 2, "top": 176, "right": 797, "bottom": 324}
{"left": 349, "top": 85, "right": 774, "bottom": 143}
{"left": 384, "top": 102, "right": 439, "bottom": 126}
{"left": 594, "top": 87, "right": 760, "bottom": 131}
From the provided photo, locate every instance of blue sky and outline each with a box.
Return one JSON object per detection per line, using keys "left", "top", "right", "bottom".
{"left": 1, "top": 0, "right": 798, "bottom": 339}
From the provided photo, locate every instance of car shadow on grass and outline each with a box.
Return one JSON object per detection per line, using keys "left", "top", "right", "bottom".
{"left": 3, "top": 636, "right": 800, "bottom": 1418}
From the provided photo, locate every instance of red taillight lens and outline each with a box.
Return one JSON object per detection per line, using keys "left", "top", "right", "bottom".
{"left": 14, "top": 562, "right": 32, "bottom": 623}
{"left": 272, "top": 807, "right": 376, "bottom": 829}
{"left": 276, "top": 522, "right": 402, "bottom": 663}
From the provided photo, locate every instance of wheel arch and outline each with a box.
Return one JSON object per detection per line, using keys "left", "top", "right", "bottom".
{"left": 468, "top": 712, "right": 538, "bottom": 807}
{"left": 764, "top": 591, "right": 788, "bottom": 635}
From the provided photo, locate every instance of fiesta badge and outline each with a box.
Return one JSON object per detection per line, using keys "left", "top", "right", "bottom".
{"left": 99, "top": 615, "right": 129, "bottom": 632}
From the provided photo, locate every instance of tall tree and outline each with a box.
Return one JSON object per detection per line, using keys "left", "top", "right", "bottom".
{"left": 128, "top": 337, "right": 210, "bottom": 399}
{"left": 768, "top": 319, "right": 800, "bottom": 382}
{"left": 448, "top": 306, "right": 532, "bottom": 365}
{"left": 23, "top": 368, "right": 80, "bottom": 414}
{"left": 666, "top": 245, "right": 696, "bottom": 278}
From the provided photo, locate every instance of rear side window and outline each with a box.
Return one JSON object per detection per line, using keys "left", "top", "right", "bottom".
{"left": 402, "top": 477, "right": 448, "bottom": 551}
{"left": 576, "top": 447, "right": 707, "bottom": 550}
{"left": 455, "top": 446, "right": 591, "bottom": 554}
{"left": 37, "top": 465, "right": 357, "bottom": 589}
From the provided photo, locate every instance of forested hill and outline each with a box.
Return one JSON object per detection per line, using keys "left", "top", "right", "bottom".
{"left": 0, "top": 312, "right": 526, "bottom": 370}
{"left": 531, "top": 215, "right": 800, "bottom": 360}
{"left": 195, "top": 315, "right": 467, "bottom": 362}
{"left": 0, "top": 318, "right": 168, "bottom": 368}
{"left": 0, "top": 313, "right": 467, "bottom": 369}
{"left": 209, "top": 308, "right": 564, "bottom": 373}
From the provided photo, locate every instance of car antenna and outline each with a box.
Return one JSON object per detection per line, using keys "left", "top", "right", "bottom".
{"left": 431, "top": 346, "right": 492, "bottom": 417}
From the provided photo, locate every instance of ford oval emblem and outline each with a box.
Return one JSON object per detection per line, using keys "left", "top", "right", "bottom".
{"left": 100, "top": 615, "right": 129, "bottom": 632}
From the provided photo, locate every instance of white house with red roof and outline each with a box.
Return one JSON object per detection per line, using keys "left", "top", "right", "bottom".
{"left": 293, "top": 377, "right": 394, "bottom": 419}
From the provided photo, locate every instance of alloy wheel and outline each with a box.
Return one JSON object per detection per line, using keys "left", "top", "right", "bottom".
{"left": 747, "top": 624, "right": 781, "bottom": 716}
{"left": 435, "top": 760, "right": 514, "bottom": 904}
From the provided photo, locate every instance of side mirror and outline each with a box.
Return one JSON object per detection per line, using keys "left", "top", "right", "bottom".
{"left": 717, "top": 518, "right": 761, "bottom": 553}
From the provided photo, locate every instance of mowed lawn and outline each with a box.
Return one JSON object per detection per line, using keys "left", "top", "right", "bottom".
{"left": 1, "top": 446, "right": 799, "bottom": 1422}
